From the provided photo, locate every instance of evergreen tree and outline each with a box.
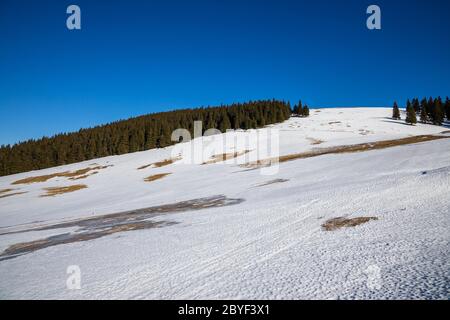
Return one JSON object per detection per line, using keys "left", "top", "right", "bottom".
{"left": 296, "top": 100, "right": 302, "bottom": 116}
{"left": 420, "top": 97, "right": 428, "bottom": 117}
{"left": 412, "top": 98, "right": 420, "bottom": 113}
{"left": 431, "top": 97, "right": 444, "bottom": 125}
{"left": 420, "top": 105, "right": 428, "bottom": 123}
{"left": 406, "top": 99, "right": 411, "bottom": 112}
{"left": 392, "top": 102, "right": 401, "bottom": 120}
{"left": 302, "top": 105, "right": 310, "bottom": 117}
{"left": 445, "top": 97, "right": 450, "bottom": 121}
{"left": 405, "top": 105, "right": 417, "bottom": 125}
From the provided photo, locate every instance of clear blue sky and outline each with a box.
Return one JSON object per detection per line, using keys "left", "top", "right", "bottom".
{"left": 1, "top": 0, "right": 449, "bottom": 145}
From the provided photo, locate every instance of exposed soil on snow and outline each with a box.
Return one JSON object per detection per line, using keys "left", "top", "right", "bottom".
{"left": 0, "top": 195, "right": 244, "bottom": 261}
{"left": 40, "top": 184, "right": 88, "bottom": 197}
{"left": 137, "top": 157, "right": 182, "bottom": 170}
{"left": 242, "top": 135, "right": 449, "bottom": 169}
{"left": 12, "top": 165, "right": 113, "bottom": 185}
{"left": 202, "top": 150, "right": 250, "bottom": 165}
{"left": 322, "top": 217, "right": 378, "bottom": 231}
{"left": 0, "top": 191, "right": 27, "bottom": 199}
{"left": 144, "top": 173, "right": 171, "bottom": 182}
{"left": 0, "top": 188, "right": 15, "bottom": 195}
{"left": 68, "top": 171, "right": 99, "bottom": 180}
{"left": 254, "top": 179, "right": 289, "bottom": 187}
{"left": 306, "top": 137, "right": 324, "bottom": 145}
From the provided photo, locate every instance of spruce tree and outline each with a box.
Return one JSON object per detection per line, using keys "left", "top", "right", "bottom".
{"left": 296, "top": 100, "right": 302, "bottom": 116}
{"left": 432, "top": 97, "right": 444, "bottom": 125}
{"left": 302, "top": 105, "right": 310, "bottom": 117}
{"left": 412, "top": 98, "right": 420, "bottom": 113}
{"left": 392, "top": 102, "right": 401, "bottom": 120}
{"left": 420, "top": 106, "right": 428, "bottom": 123}
{"left": 445, "top": 97, "right": 450, "bottom": 121}
{"left": 405, "top": 105, "right": 417, "bottom": 125}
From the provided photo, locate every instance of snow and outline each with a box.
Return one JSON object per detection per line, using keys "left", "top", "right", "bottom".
{"left": 0, "top": 107, "right": 449, "bottom": 299}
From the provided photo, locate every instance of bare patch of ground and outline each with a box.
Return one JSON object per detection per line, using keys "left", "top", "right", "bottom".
{"left": 12, "top": 165, "right": 112, "bottom": 185}
{"left": 254, "top": 179, "right": 289, "bottom": 187}
{"left": 137, "top": 157, "right": 181, "bottom": 170}
{"left": 322, "top": 217, "right": 378, "bottom": 231}
{"left": 242, "top": 135, "right": 449, "bottom": 169}
{"left": 306, "top": 137, "right": 324, "bottom": 145}
{"left": 328, "top": 121, "right": 342, "bottom": 125}
{"left": 202, "top": 150, "right": 250, "bottom": 165}
{"left": 0, "top": 188, "right": 15, "bottom": 195}
{"left": 0, "top": 191, "right": 28, "bottom": 199}
{"left": 0, "top": 195, "right": 244, "bottom": 261}
{"left": 69, "top": 171, "right": 99, "bottom": 180}
{"left": 144, "top": 173, "right": 171, "bottom": 182}
{"left": 40, "top": 184, "right": 87, "bottom": 197}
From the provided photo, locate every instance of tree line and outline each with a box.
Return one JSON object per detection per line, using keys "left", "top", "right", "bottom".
{"left": 292, "top": 100, "right": 310, "bottom": 117}
{"left": 0, "top": 100, "right": 293, "bottom": 176}
{"left": 393, "top": 97, "right": 450, "bottom": 125}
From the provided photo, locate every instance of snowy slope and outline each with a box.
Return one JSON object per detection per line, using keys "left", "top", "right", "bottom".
{"left": 0, "top": 107, "right": 449, "bottom": 299}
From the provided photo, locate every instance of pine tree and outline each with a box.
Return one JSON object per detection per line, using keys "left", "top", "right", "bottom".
{"left": 296, "top": 100, "right": 302, "bottom": 116}
{"left": 432, "top": 97, "right": 444, "bottom": 125}
{"left": 406, "top": 99, "right": 411, "bottom": 112}
{"left": 445, "top": 97, "right": 450, "bottom": 121}
{"left": 405, "top": 105, "right": 417, "bottom": 125}
{"left": 420, "top": 106, "right": 428, "bottom": 123}
{"left": 302, "top": 105, "right": 310, "bottom": 117}
{"left": 392, "top": 102, "right": 401, "bottom": 120}
{"left": 412, "top": 98, "right": 420, "bottom": 113}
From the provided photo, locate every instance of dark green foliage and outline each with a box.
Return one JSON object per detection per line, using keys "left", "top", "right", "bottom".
{"left": 445, "top": 97, "right": 450, "bottom": 121}
{"left": 302, "top": 105, "right": 310, "bottom": 117}
{"left": 392, "top": 102, "right": 401, "bottom": 120}
{"left": 292, "top": 100, "right": 309, "bottom": 117}
{"left": 431, "top": 97, "right": 444, "bottom": 125}
{"left": 404, "top": 96, "right": 447, "bottom": 125}
{"left": 0, "top": 100, "right": 292, "bottom": 176}
{"left": 293, "top": 100, "right": 302, "bottom": 115}
{"left": 405, "top": 105, "right": 417, "bottom": 125}
{"left": 420, "top": 105, "right": 428, "bottom": 123}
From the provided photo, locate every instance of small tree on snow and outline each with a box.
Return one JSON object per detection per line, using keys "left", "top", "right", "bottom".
{"left": 302, "top": 105, "right": 310, "bottom": 117}
{"left": 392, "top": 102, "right": 401, "bottom": 120}
{"left": 405, "top": 106, "right": 417, "bottom": 125}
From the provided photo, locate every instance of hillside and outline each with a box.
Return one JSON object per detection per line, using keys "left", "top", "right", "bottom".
{"left": 0, "top": 100, "right": 291, "bottom": 176}
{"left": 0, "top": 107, "right": 449, "bottom": 299}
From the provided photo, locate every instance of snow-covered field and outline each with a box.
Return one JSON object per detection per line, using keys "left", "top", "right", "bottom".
{"left": 0, "top": 107, "right": 449, "bottom": 299}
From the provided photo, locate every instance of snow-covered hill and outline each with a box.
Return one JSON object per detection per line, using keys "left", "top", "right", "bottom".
{"left": 0, "top": 108, "right": 449, "bottom": 299}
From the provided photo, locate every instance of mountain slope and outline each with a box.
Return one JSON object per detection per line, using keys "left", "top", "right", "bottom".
{"left": 0, "top": 108, "right": 449, "bottom": 299}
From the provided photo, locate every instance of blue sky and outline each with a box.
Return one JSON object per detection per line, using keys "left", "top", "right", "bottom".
{"left": 0, "top": 0, "right": 449, "bottom": 145}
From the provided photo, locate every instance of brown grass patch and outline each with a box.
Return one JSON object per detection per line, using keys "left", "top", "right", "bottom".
{"left": 322, "top": 216, "right": 378, "bottom": 231}
{"left": 12, "top": 166, "right": 112, "bottom": 185}
{"left": 144, "top": 173, "right": 171, "bottom": 182}
{"left": 306, "top": 137, "right": 324, "bottom": 145}
{"left": 40, "top": 184, "right": 87, "bottom": 197}
{"left": 203, "top": 150, "right": 250, "bottom": 165}
{"left": 68, "top": 171, "right": 99, "bottom": 180}
{"left": 0, "top": 191, "right": 28, "bottom": 199}
{"left": 242, "top": 135, "right": 449, "bottom": 169}
{"left": 0, "top": 188, "right": 15, "bottom": 195}
{"left": 137, "top": 157, "right": 181, "bottom": 170}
